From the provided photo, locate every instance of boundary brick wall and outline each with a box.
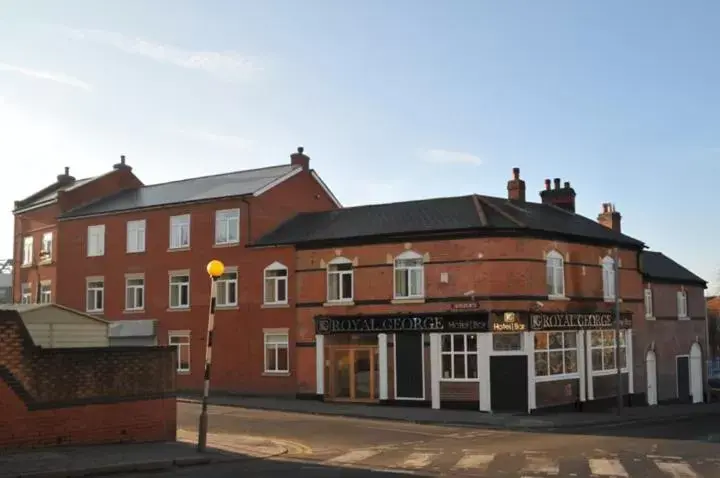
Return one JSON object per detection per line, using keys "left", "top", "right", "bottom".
{"left": 0, "top": 310, "right": 177, "bottom": 450}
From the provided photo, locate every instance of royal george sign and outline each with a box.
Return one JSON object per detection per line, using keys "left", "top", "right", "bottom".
{"left": 529, "top": 312, "right": 632, "bottom": 331}
{"left": 314, "top": 314, "right": 489, "bottom": 335}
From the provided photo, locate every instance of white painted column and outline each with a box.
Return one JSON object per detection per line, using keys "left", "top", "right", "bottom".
{"left": 626, "top": 330, "right": 634, "bottom": 394}
{"left": 315, "top": 334, "right": 325, "bottom": 395}
{"left": 478, "top": 333, "right": 492, "bottom": 412}
{"left": 378, "top": 333, "right": 389, "bottom": 400}
{"left": 577, "top": 330, "right": 586, "bottom": 402}
{"left": 429, "top": 333, "right": 441, "bottom": 409}
{"left": 525, "top": 331, "right": 536, "bottom": 412}
{"left": 585, "top": 330, "right": 594, "bottom": 400}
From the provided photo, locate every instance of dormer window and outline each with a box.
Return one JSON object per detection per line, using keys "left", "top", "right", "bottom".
{"left": 394, "top": 251, "right": 424, "bottom": 299}
{"left": 545, "top": 250, "right": 565, "bottom": 298}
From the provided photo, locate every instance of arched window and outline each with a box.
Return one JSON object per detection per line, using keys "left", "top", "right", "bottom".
{"left": 677, "top": 289, "right": 688, "bottom": 318}
{"left": 545, "top": 250, "right": 565, "bottom": 297}
{"left": 264, "top": 261, "right": 288, "bottom": 305}
{"left": 327, "top": 257, "right": 353, "bottom": 302}
{"left": 602, "top": 255, "right": 616, "bottom": 300}
{"left": 394, "top": 251, "right": 424, "bottom": 299}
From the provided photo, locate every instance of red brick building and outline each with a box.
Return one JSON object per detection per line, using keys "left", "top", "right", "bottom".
{"left": 12, "top": 148, "right": 340, "bottom": 392}
{"left": 253, "top": 169, "right": 708, "bottom": 412}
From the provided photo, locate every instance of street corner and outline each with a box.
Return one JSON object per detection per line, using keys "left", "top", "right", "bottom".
{"left": 176, "top": 429, "right": 312, "bottom": 459}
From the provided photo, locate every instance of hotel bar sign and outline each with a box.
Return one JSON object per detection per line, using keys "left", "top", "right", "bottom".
{"left": 315, "top": 314, "right": 489, "bottom": 335}
{"left": 530, "top": 312, "right": 632, "bottom": 331}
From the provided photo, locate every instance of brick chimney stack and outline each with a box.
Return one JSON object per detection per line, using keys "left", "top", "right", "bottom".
{"left": 113, "top": 154, "right": 132, "bottom": 170}
{"left": 56, "top": 166, "right": 75, "bottom": 185}
{"left": 597, "top": 202, "right": 622, "bottom": 232}
{"left": 539, "top": 177, "right": 577, "bottom": 213}
{"left": 507, "top": 167, "right": 526, "bottom": 202}
{"left": 290, "top": 146, "right": 310, "bottom": 171}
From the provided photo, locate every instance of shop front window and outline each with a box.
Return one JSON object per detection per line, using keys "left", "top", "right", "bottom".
{"left": 441, "top": 333, "right": 478, "bottom": 380}
{"left": 534, "top": 331, "right": 578, "bottom": 379}
{"left": 492, "top": 333, "right": 523, "bottom": 352}
{"left": 591, "top": 330, "right": 627, "bottom": 373}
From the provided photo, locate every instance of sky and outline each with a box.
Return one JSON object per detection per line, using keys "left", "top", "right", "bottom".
{"left": 1, "top": 1, "right": 719, "bottom": 292}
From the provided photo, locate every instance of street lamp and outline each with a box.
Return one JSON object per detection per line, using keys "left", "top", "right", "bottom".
{"left": 197, "top": 259, "right": 224, "bottom": 452}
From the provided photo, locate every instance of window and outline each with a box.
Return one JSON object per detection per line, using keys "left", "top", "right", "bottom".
{"left": 441, "top": 333, "right": 478, "bottom": 380}
{"left": 20, "top": 283, "right": 32, "bottom": 304}
{"left": 169, "top": 273, "right": 190, "bottom": 308}
{"left": 327, "top": 257, "right": 353, "bottom": 302}
{"left": 127, "top": 220, "right": 146, "bottom": 253}
{"left": 215, "top": 209, "right": 240, "bottom": 245}
{"left": 602, "top": 255, "right": 616, "bottom": 300}
{"left": 216, "top": 270, "right": 238, "bottom": 307}
{"left": 264, "top": 262, "right": 288, "bottom": 304}
{"left": 493, "top": 333, "right": 524, "bottom": 352}
{"left": 677, "top": 290, "right": 688, "bottom": 318}
{"left": 22, "top": 236, "right": 33, "bottom": 265}
{"left": 41, "top": 232, "right": 53, "bottom": 261}
{"left": 394, "top": 251, "right": 424, "bottom": 299}
{"left": 87, "top": 225, "right": 105, "bottom": 257}
{"left": 169, "top": 214, "right": 190, "bottom": 249}
{"left": 546, "top": 250, "right": 565, "bottom": 297}
{"left": 169, "top": 333, "right": 191, "bottom": 372}
{"left": 39, "top": 283, "right": 51, "bottom": 304}
{"left": 644, "top": 287, "right": 654, "bottom": 318}
{"left": 86, "top": 278, "right": 104, "bottom": 312}
{"left": 534, "top": 332, "right": 578, "bottom": 378}
{"left": 590, "top": 330, "right": 627, "bottom": 373}
{"left": 264, "top": 331, "right": 289, "bottom": 373}
{"left": 125, "top": 276, "right": 145, "bottom": 310}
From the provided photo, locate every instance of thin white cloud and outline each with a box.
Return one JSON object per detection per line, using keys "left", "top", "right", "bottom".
{"left": 421, "top": 149, "right": 482, "bottom": 165}
{"left": 66, "top": 28, "right": 261, "bottom": 81}
{"left": 177, "top": 129, "right": 254, "bottom": 150}
{"left": 0, "top": 62, "right": 91, "bottom": 90}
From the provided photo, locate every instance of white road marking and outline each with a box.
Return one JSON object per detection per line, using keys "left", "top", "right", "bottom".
{"left": 522, "top": 453, "right": 559, "bottom": 475}
{"left": 400, "top": 452, "right": 437, "bottom": 469}
{"left": 325, "top": 449, "right": 380, "bottom": 465}
{"left": 654, "top": 460, "right": 699, "bottom": 478}
{"left": 453, "top": 453, "right": 495, "bottom": 471}
{"left": 648, "top": 455, "right": 684, "bottom": 460}
{"left": 588, "top": 458, "right": 629, "bottom": 477}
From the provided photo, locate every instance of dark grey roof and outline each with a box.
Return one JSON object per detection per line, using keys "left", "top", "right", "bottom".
{"left": 640, "top": 251, "right": 706, "bottom": 285}
{"left": 60, "top": 164, "right": 297, "bottom": 218}
{"left": 254, "top": 194, "right": 646, "bottom": 248}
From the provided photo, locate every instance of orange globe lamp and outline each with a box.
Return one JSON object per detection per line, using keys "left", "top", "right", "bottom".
{"left": 206, "top": 259, "right": 225, "bottom": 278}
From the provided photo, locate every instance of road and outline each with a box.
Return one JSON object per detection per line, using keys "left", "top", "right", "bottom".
{"left": 144, "top": 402, "right": 720, "bottom": 477}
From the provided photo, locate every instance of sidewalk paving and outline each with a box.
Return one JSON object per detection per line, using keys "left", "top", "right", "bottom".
{"left": 179, "top": 394, "right": 720, "bottom": 431}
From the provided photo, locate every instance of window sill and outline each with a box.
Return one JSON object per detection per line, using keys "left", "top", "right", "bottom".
{"left": 86, "top": 254, "right": 104, "bottom": 258}
{"left": 534, "top": 373, "right": 580, "bottom": 383}
{"left": 213, "top": 242, "right": 240, "bottom": 248}
{"left": 547, "top": 295, "right": 570, "bottom": 301}
{"left": 391, "top": 298, "right": 426, "bottom": 305}
{"left": 176, "top": 370, "right": 191, "bottom": 375}
{"left": 439, "top": 378, "right": 480, "bottom": 383}
{"left": 645, "top": 315, "right": 655, "bottom": 321}
{"left": 21, "top": 263, "right": 33, "bottom": 268}
{"left": 124, "top": 309, "right": 145, "bottom": 314}
{"left": 86, "top": 310, "right": 104, "bottom": 314}
{"left": 592, "top": 369, "right": 628, "bottom": 376}
{"left": 38, "top": 259, "right": 53, "bottom": 266}
{"left": 679, "top": 316, "right": 690, "bottom": 321}
{"left": 262, "top": 371, "right": 291, "bottom": 377}
{"left": 262, "top": 303, "right": 290, "bottom": 309}
{"left": 126, "top": 250, "right": 146, "bottom": 255}
{"left": 216, "top": 305, "right": 239, "bottom": 310}
{"left": 324, "top": 301, "right": 355, "bottom": 307}
{"left": 167, "top": 247, "right": 191, "bottom": 252}
{"left": 167, "top": 307, "right": 191, "bottom": 312}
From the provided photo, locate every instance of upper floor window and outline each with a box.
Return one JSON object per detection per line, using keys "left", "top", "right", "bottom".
{"left": 40, "top": 232, "right": 53, "bottom": 261}
{"left": 125, "top": 275, "right": 145, "bottom": 311}
{"left": 601, "top": 255, "right": 616, "bottom": 300}
{"left": 87, "top": 225, "right": 105, "bottom": 257}
{"left": 216, "top": 269, "right": 238, "bottom": 307}
{"left": 545, "top": 250, "right": 565, "bottom": 297}
{"left": 644, "top": 287, "right": 653, "bottom": 318}
{"left": 86, "top": 278, "right": 104, "bottom": 312}
{"left": 394, "top": 251, "right": 424, "bottom": 299}
{"left": 39, "top": 282, "right": 51, "bottom": 304}
{"left": 215, "top": 209, "right": 240, "bottom": 245}
{"left": 22, "top": 236, "right": 33, "bottom": 265}
{"left": 20, "top": 283, "right": 32, "bottom": 304}
{"left": 169, "top": 272, "right": 191, "bottom": 309}
{"left": 677, "top": 289, "right": 688, "bottom": 319}
{"left": 264, "top": 262, "right": 288, "bottom": 305}
{"left": 169, "top": 332, "right": 191, "bottom": 373}
{"left": 327, "top": 257, "right": 353, "bottom": 302}
{"left": 127, "top": 220, "right": 146, "bottom": 253}
{"left": 169, "top": 214, "right": 190, "bottom": 249}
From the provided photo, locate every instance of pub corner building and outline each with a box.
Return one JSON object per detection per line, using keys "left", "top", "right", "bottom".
{"left": 253, "top": 169, "right": 708, "bottom": 414}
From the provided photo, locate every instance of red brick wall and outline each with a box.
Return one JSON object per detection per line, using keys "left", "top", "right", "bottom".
{"left": 56, "top": 168, "right": 143, "bottom": 212}
{"left": 13, "top": 205, "right": 61, "bottom": 303}
{"left": 0, "top": 310, "right": 176, "bottom": 450}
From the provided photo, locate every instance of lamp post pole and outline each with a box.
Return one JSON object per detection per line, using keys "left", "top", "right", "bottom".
{"left": 197, "top": 259, "right": 224, "bottom": 453}
{"left": 613, "top": 247, "right": 623, "bottom": 414}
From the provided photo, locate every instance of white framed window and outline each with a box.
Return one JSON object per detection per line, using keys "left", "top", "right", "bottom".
{"left": 169, "top": 272, "right": 190, "bottom": 309}
{"left": 394, "top": 251, "right": 424, "bottom": 299}
{"left": 534, "top": 331, "right": 579, "bottom": 379}
{"left": 41, "top": 232, "right": 53, "bottom": 261}
{"left": 492, "top": 333, "right": 524, "bottom": 352}
{"left": 20, "top": 283, "right": 32, "bottom": 304}
{"left": 546, "top": 250, "right": 565, "bottom": 297}
{"left": 677, "top": 289, "right": 688, "bottom": 319}
{"left": 216, "top": 269, "right": 238, "bottom": 307}
{"left": 169, "top": 214, "right": 190, "bottom": 249}
{"left": 264, "top": 330, "right": 289, "bottom": 373}
{"left": 126, "top": 220, "right": 146, "bottom": 253}
{"left": 87, "top": 225, "right": 105, "bottom": 257}
{"left": 22, "top": 236, "right": 33, "bottom": 265}
{"left": 602, "top": 255, "right": 615, "bottom": 300}
{"left": 327, "top": 257, "right": 353, "bottom": 302}
{"left": 215, "top": 208, "right": 240, "bottom": 245}
{"left": 39, "top": 282, "right": 51, "bottom": 304}
{"left": 169, "top": 332, "right": 191, "bottom": 372}
{"left": 590, "top": 330, "right": 627, "bottom": 373}
{"left": 644, "top": 287, "right": 654, "bottom": 318}
{"left": 264, "top": 262, "right": 288, "bottom": 305}
{"left": 440, "top": 333, "right": 478, "bottom": 380}
{"left": 86, "top": 278, "right": 104, "bottom": 312}
{"left": 125, "top": 275, "right": 145, "bottom": 311}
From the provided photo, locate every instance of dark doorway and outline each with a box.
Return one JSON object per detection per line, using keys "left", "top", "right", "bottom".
{"left": 676, "top": 356, "right": 690, "bottom": 402}
{"left": 395, "top": 334, "right": 424, "bottom": 399}
{"left": 490, "top": 355, "right": 528, "bottom": 412}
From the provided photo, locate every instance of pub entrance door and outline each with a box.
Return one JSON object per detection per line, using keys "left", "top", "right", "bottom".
{"left": 328, "top": 346, "right": 379, "bottom": 401}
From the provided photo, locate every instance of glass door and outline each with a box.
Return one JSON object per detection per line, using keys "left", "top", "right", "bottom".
{"left": 333, "top": 349, "right": 352, "bottom": 399}
{"left": 329, "top": 347, "right": 377, "bottom": 401}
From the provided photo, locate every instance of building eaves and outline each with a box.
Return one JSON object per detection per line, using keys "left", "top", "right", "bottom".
{"left": 640, "top": 251, "right": 707, "bottom": 286}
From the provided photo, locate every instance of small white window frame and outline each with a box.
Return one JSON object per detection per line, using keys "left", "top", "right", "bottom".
{"left": 393, "top": 250, "right": 424, "bottom": 299}
{"left": 87, "top": 225, "right": 106, "bottom": 257}
{"left": 126, "top": 220, "right": 146, "bottom": 253}
{"left": 125, "top": 275, "right": 145, "bottom": 311}
{"left": 263, "top": 329, "right": 290, "bottom": 374}
{"left": 545, "top": 250, "right": 565, "bottom": 298}
{"left": 602, "top": 255, "right": 616, "bottom": 301}
{"left": 169, "top": 332, "right": 191, "bottom": 373}
{"left": 677, "top": 289, "right": 689, "bottom": 319}
{"left": 22, "top": 236, "right": 33, "bottom": 265}
{"left": 169, "top": 214, "right": 191, "bottom": 249}
{"left": 264, "top": 262, "right": 288, "bottom": 305}
{"left": 86, "top": 278, "right": 104, "bottom": 312}
{"left": 215, "top": 208, "right": 241, "bottom": 245}
{"left": 327, "top": 257, "right": 354, "bottom": 303}
{"left": 39, "top": 282, "right": 51, "bottom": 304}
{"left": 216, "top": 269, "right": 238, "bottom": 307}
{"left": 169, "top": 273, "right": 191, "bottom": 309}
{"left": 644, "top": 286, "right": 654, "bottom": 319}
{"left": 40, "top": 232, "right": 53, "bottom": 262}
{"left": 20, "top": 283, "right": 32, "bottom": 304}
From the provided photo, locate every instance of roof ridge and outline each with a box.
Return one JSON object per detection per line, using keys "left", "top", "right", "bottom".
{"left": 142, "top": 163, "right": 293, "bottom": 188}
{"left": 476, "top": 195, "right": 526, "bottom": 228}
{"left": 471, "top": 195, "right": 489, "bottom": 226}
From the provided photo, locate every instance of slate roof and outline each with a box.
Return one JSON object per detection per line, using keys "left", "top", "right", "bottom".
{"left": 254, "top": 194, "right": 646, "bottom": 248}
{"left": 13, "top": 176, "right": 96, "bottom": 213}
{"left": 60, "top": 164, "right": 298, "bottom": 218}
{"left": 640, "top": 251, "right": 706, "bottom": 286}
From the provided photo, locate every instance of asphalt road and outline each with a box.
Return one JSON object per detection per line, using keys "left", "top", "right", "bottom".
{"left": 159, "top": 403, "right": 720, "bottom": 477}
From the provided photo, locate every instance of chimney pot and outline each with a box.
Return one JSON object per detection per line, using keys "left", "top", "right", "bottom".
{"left": 64, "top": 167, "right": 69, "bottom": 176}
{"left": 564, "top": 181, "right": 570, "bottom": 189}
{"left": 544, "top": 179, "right": 551, "bottom": 190}
{"left": 553, "top": 178, "right": 561, "bottom": 190}
{"left": 507, "top": 167, "right": 526, "bottom": 202}
{"left": 512, "top": 167, "right": 520, "bottom": 179}
{"left": 121, "top": 155, "right": 126, "bottom": 165}
{"left": 297, "top": 146, "right": 304, "bottom": 154}
{"left": 290, "top": 146, "right": 310, "bottom": 170}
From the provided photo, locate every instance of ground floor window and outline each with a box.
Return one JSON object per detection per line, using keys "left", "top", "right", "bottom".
{"left": 169, "top": 333, "right": 191, "bottom": 372}
{"left": 493, "top": 333, "right": 523, "bottom": 352}
{"left": 264, "top": 331, "right": 289, "bottom": 373}
{"left": 590, "top": 330, "right": 627, "bottom": 372}
{"left": 534, "top": 331, "right": 578, "bottom": 378}
{"left": 441, "top": 333, "right": 478, "bottom": 380}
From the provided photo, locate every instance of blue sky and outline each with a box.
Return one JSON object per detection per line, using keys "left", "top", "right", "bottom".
{"left": 1, "top": 1, "right": 719, "bottom": 291}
